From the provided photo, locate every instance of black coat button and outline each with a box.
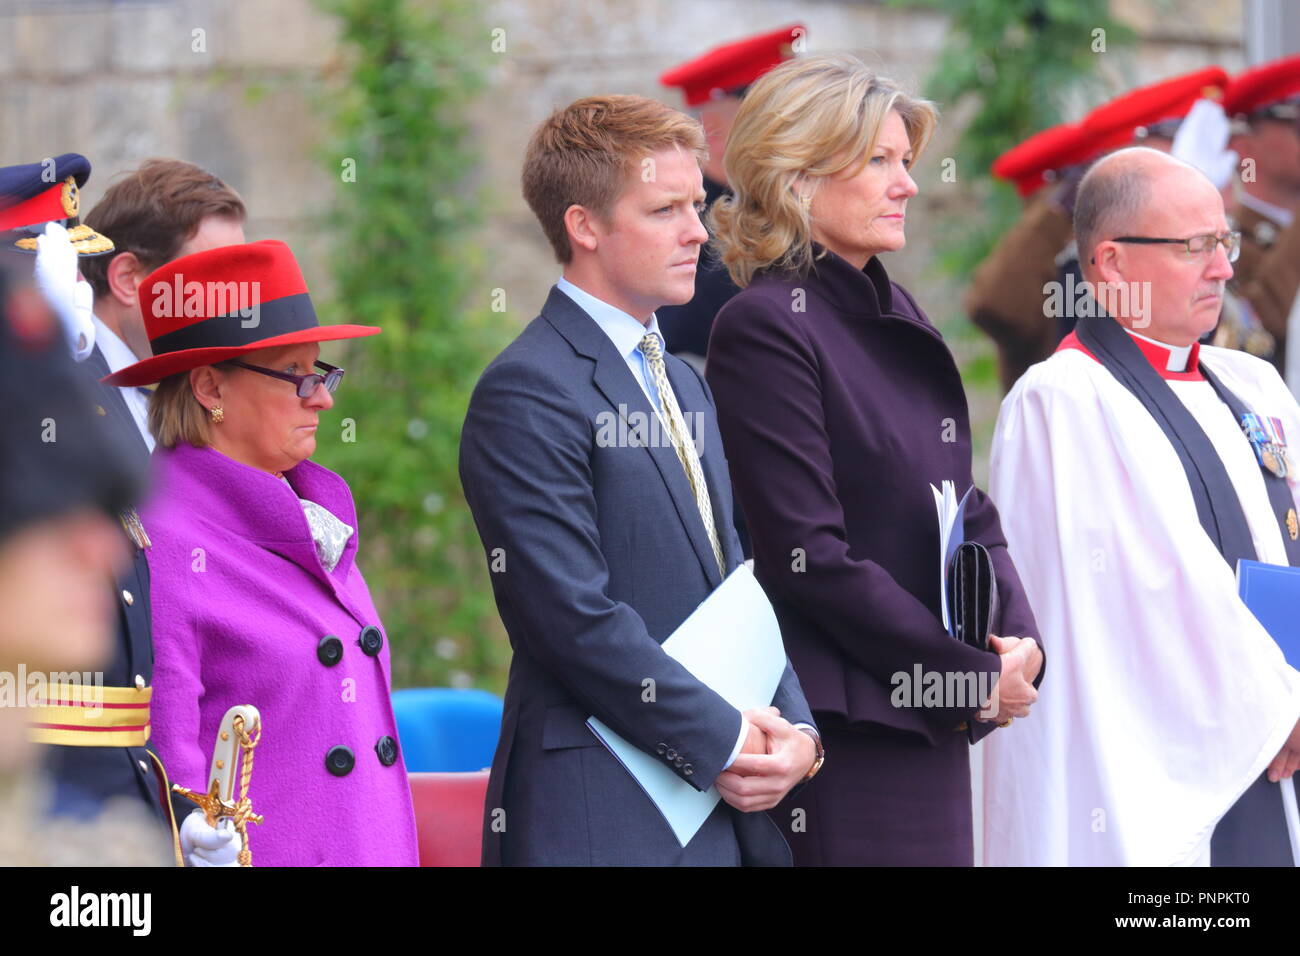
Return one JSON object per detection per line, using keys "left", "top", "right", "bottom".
{"left": 375, "top": 735, "right": 398, "bottom": 766}
{"left": 674, "top": 756, "right": 684, "bottom": 768}
{"left": 683, "top": 764, "right": 694, "bottom": 776}
{"left": 656, "top": 743, "right": 667, "bottom": 755}
{"left": 325, "top": 745, "right": 355, "bottom": 776}
{"left": 358, "top": 625, "right": 384, "bottom": 656}
{"left": 317, "top": 635, "right": 343, "bottom": 666}
{"left": 665, "top": 748, "right": 677, "bottom": 761}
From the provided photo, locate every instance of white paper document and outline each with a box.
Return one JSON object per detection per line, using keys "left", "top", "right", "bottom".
{"left": 932, "top": 480, "right": 973, "bottom": 634}
{"left": 586, "top": 563, "right": 788, "bottom": 848}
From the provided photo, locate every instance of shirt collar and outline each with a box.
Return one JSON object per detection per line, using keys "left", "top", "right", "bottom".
{"left": 555, "top": 276, "right": 664, "bottom": 358}
{"left": 1238, "top": 189, "right": 1294, "bottom": 230}
{"left": 1123, "top": 327, "right": 1203, "bottom": 380}
{"left": 89, "top": 314, "right": 139, "bottom": 374}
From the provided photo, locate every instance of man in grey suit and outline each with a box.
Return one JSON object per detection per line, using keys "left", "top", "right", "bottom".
{"left": 461, "top": 94, "right": 821, "bottom": 866}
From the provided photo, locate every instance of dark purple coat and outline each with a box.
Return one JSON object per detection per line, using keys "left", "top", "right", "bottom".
{"left": 707, "top": 246, "right": 1043, "bottom": 747}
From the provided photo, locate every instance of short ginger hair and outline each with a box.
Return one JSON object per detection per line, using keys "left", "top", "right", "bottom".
{"left": 522, "top": 94, "right": 707, "bottom": 263}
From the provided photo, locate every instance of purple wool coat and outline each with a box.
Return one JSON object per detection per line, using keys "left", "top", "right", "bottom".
{"left": 142, "top": 443, "right": 418, "bottom": 867}
{"left": 706, "top": 246, "right": 1044, "bottom": 864}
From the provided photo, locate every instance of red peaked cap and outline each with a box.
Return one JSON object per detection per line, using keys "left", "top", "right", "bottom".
{"left": 1081, "top": 66, "right": 1230, "bottom": 154}
{"left": 102, "top": 239, "right": 380, "bottom": 388}
{"left": 992, "top": 122, "right": 1094, "bottom": 197}
{"left": 659, "top": 24, "right": 804, "bottom": 107}
{"left": 1222, "top": 54, "right": 1300, "bottom": 118}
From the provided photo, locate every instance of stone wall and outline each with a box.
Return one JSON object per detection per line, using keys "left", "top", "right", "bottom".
{"left": 0, "top": 0, "right": 1248, "bottom": 404}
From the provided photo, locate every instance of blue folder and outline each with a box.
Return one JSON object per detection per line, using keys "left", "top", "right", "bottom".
{"left": 1237, "top": 559, "right": 1300, "bottom": 666}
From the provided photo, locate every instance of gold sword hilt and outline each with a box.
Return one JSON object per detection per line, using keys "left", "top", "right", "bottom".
{"left": 171, "top": 705, "right": 263, "bottom": 864}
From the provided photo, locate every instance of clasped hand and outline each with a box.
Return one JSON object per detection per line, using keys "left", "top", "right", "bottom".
{"left": 713, "top": 706, "right": 816, "bottom": 813}
{"left": 976, "top": 635, "right": 1042, "bottom": 723}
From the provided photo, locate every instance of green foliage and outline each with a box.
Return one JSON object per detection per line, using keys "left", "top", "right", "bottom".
{"left": 898, "top": 0, "right": 1135, "bottom": 275}
{"left": 309, "top": 0, "right": 511, "bottom": 691}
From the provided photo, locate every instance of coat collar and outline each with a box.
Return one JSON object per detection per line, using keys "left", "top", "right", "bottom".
{"left": 152, "top": 442, "right": 360, "bottom": 586}
{"left": 801, "top": 243, "right": 896, "bottom": 317}
{"left": 541, "top": 285, "right": 730, "bottom": 587}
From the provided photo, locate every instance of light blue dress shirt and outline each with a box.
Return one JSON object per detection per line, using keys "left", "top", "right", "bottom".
{"left": 555, "top": 277, "right": 665, "bottom": 414}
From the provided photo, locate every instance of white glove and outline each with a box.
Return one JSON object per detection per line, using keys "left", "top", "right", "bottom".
{"left": 33, "top": 221, "right": 96, "bottom": 361}
{"left": 180, "top": 809, "right": 242, "bottom": 867}
{"left": 1171, "top": 98, "right": 1239, "bottom": 192}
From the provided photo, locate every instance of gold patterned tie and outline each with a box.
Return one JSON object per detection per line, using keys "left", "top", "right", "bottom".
{"left": 638, "top": 333, "right": 726, "bottom": 577}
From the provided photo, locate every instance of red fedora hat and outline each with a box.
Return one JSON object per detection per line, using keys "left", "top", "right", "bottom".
{"left": 103, "top": 240, "right": 379, "bottom": 387}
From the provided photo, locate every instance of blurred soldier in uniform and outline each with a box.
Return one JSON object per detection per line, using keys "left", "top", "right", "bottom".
{"left": 2, "top": 156, "right": 244, "bottom": 863}
{"left": 657, "top": 23, "right": 804, "bottom": 373}
{"left": 0, "top": 154, "right": 178, "bottom": 860}
{"left": 0, "top": 258, "right": 169, "bottom": 865}
{"left": 967, "top": 121, "right": 1093, "bottom": 393}
{"left": 969, "top": 67, "right": 1238, "bottom": 391}
{"left": 1224, "top": 54, "right": 1300, "bottom": 376}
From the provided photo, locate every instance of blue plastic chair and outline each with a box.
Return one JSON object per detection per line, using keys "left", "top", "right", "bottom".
{"left": 391, "top": 687, "right": 504, "bottom": 772}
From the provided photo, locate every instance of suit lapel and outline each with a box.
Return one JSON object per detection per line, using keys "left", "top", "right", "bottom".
{"left": 82, "top": 346, "right": 150, "bottom": 468}
{"left": 543, "top": 287, "right": 724, "bottom": 589}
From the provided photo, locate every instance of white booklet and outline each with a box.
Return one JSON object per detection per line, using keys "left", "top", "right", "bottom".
{"left": 586, "top": 563, "right": 787, "bottom": 848}
{"left": 932, "top": 480, "right": 972, "bottom": 635}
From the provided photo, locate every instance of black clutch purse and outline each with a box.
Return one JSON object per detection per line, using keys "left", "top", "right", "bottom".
{"left": 945, "top": 541, "right": 998, "bottom": 652}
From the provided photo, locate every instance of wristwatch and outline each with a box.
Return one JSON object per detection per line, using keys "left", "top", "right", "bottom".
{"left": 796, "top": 725, "right": 825, "bottom": 782}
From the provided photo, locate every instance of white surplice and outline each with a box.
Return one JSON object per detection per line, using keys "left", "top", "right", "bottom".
{"left": 982, "top": 336, "right": 1300, "bottom": 866}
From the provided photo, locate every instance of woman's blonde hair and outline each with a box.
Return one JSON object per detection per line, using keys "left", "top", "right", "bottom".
{"left": 149, "top": 369, "right": 219, "bottom": 449}
{"left": 709, "top": 53, "right": 938, "bottom": 288}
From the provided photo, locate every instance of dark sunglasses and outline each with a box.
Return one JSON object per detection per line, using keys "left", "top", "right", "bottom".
{"left": 227, "top": 359, "right": 344, "bottom": 398}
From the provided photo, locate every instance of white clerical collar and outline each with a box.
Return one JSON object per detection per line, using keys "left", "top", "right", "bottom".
{"left": 1125, "top": 327, "right": 1194, "bottom": 372}
{"left": 555, "top": 276, "right": 665, "bottom": 357}
{"left": 1238, "top": 189, "right": 1294, "bottom": 230}
{"left": 89, "top": 314, "right": 139, "bottom": 372}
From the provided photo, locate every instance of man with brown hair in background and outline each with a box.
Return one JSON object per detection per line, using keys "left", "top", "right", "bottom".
{"left": 80, "top": 159, "right": 247, "bottom": 456}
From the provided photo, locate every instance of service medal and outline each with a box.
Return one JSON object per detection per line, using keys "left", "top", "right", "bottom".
{"left": 1263, "top": 447, "right": 1282, "bottom": 477}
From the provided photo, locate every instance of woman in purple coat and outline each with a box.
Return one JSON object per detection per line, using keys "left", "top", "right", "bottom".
{"left": 705, "top": 54, "right": 1045, "bottom": 865}
{"left": 105, "top": 240, "right": 418, "bottom": 866}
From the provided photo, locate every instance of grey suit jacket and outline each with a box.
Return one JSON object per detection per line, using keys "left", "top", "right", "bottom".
{"left": 460, "top": 286, "right": 815, "bottom": 866}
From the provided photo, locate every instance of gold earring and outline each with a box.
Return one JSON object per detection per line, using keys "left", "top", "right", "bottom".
{"left": 209, "top": 405, "right": 224, "bottom": 424}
